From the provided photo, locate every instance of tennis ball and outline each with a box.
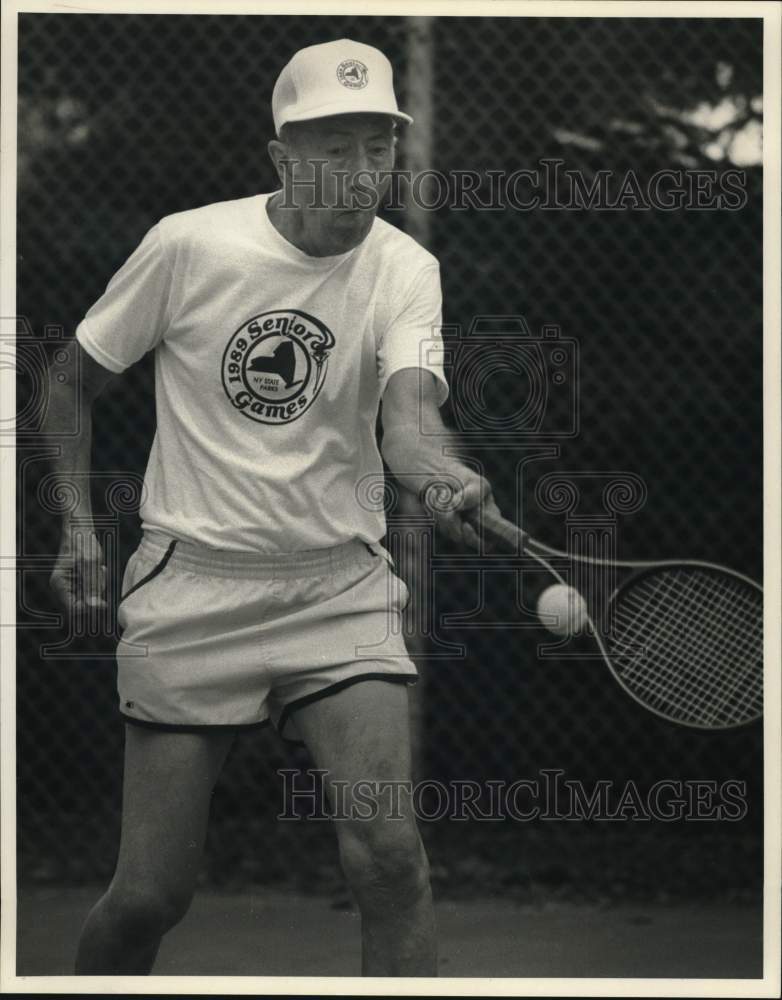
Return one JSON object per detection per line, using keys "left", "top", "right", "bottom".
{"left": 536, "top": 584, "right": 588, "bottom": 637}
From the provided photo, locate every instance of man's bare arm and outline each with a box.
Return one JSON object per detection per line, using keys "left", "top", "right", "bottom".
{"left": 42, "top": 340, "right": 117, "bottom": 612}
{"left": 380, "top": 369, "right": 501, "bottom": 548}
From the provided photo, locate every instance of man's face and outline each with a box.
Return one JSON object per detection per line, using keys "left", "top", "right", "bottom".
{"left": 273, "top": 113, "right": 396, "bottom": 253}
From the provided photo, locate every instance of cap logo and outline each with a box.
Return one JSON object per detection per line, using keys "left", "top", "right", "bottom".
{"left": 336, "top": 59, "right": 369, "bottom": 89}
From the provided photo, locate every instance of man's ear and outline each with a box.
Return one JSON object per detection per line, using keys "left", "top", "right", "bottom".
{"left": 267, "top": 138, "right": 289, "bottom": 184}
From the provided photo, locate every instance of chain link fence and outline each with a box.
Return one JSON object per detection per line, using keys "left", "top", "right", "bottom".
{"left": 16, "top": 13, "right": 763, "bottom": 902}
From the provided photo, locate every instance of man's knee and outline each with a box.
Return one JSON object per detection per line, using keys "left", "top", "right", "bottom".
{"left": 339, "top": 820, "right": 430, "bottom": 906}
{"left": 104, "top": 879, "right": 194, "bottom": 938}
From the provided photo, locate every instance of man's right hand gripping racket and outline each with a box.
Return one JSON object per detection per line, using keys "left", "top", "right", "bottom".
{"left": 465, "top": 506, "right": 763, "bottom": 731}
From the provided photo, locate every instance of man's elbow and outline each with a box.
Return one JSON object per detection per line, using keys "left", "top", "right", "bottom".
{"left": 381, "top": 369, "right": 443, "bottom": 434}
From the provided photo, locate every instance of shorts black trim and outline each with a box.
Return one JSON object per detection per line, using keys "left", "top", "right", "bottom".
{"left": 120, "top": 712, "right": 271, "bottom": 734}
{"left": 118, "top": 539, "right": 177, "bottom": 606}
{"left": 120, "top": 673, "right": 417, "bottom": 741}
{"left": 277, "top": 671, "right": 418, "bottom": 742}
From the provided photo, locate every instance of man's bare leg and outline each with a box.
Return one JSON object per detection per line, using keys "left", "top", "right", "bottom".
{"left": 290, "top": 679, "right": 436, "bottom": 976}
{"left": 75, "top": 725, "right": 234, "bottom": 974}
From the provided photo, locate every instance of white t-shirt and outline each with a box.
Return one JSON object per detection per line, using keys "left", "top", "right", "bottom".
{"left": 76, "top": 193, "right": 448, "bottom": 552}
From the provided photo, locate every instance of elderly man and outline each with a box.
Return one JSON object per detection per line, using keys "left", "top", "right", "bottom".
{"left": 48, "top": 38, "right": 497, "bottom": 977}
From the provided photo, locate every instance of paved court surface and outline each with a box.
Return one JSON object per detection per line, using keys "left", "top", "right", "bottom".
{"left": 16, "top": 885, "right": 762, "bottom": 979}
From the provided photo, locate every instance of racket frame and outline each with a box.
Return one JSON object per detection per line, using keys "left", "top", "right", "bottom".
{"left": 468, "top": 507, "right": 763, "bottom": 730}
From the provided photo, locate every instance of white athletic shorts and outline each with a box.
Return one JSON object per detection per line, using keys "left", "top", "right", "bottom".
{"left": 116, "top": 531, "right": 417, "bottom": 740}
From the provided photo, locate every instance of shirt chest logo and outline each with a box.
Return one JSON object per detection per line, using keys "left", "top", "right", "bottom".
{"left": 221, "top": 310, "right": 335, "bottom": 425}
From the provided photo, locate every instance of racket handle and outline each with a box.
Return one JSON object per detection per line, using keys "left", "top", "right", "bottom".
{"left": 465, "top": 506, "right": 527, "bottom": 551}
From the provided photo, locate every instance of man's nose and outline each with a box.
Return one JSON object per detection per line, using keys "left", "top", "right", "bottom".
{"left": 347, "top": 147, "right": 374, "bottom": 186}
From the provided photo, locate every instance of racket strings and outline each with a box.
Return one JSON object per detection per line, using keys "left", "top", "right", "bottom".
{"left": 614, "top": 624, "right": 759, "bottom": 726}
{"left": 677, "top": 574, "right": 763, "bottom": 718}
{"left": 605, "top": 568, "right": 762, "bottom": 727}
{"left": 614, "top": 574, "right": 762, "bottom": 724}
{"left": 616, "top": 582, "right": 762, "bottom": 725}
{"left": 617, "top": 573, "right": 761, "bottom": 686}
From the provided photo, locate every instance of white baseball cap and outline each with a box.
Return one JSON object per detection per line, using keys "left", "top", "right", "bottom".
{"left": 272, "top": 38, "right": 413, "bottom": 137}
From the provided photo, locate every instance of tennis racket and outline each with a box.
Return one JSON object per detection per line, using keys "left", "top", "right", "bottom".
{"left": 465, "top": 506, "right": 763, "bottom": 731}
